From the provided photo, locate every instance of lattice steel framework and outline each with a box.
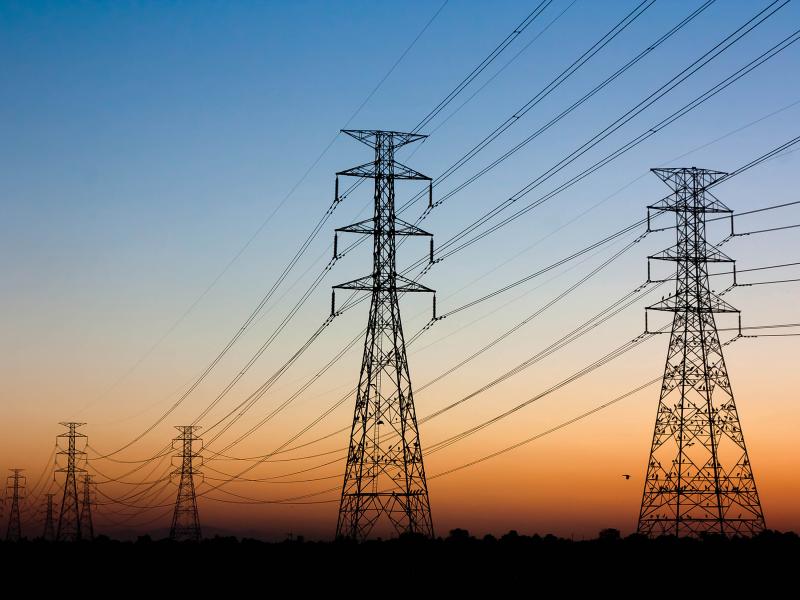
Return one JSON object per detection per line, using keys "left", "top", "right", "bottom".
{"left": 170, "top": 425, "right": 202, "bottom": 542}
{"left": 332, "top": 129, "right": 435, "bottom": 540}
{"left": 5, "top": 469, "right": 25, "bottom": 541}
{"left": 638, "top": 167, "right": 765, "bottom": 537}
{"left": 57, "top": 422, "right": 86, "bottom": 541}
{"left": 80, "top": 474, "right": 94, "bottom": 541}
{"left": 43, "top": 493, "right": 56, "bottom": 541}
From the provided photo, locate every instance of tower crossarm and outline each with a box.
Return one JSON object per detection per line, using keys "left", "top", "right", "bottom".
{"left": 649, "top": 244, "right": 733, "bottom": 263}
{"left": 341, "top": 129, "right": 427, "bottom": 148}
{"left": 646, "top": 292, "right": 739, "bottom": 314}
{"left": 336, "top": 217, "right": 432, "bottom": 237}
{"left": 337, "top": 159, "right": 430, "bottom": 181}
{"left": 333, "top": 274, "right": 434, "bottom": 294}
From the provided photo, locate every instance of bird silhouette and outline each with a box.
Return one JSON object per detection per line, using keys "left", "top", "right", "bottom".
{"left": 622, "top": 474, "right": 632, "bottom": 480}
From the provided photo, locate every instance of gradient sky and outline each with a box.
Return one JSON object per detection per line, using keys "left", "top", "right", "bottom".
{"left": 1, "top": 0, "right": 799, "bottom": 540}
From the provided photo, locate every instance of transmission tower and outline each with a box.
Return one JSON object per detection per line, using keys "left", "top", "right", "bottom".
{"left": 638, "top": 167, "right": 765, "bottom": 537}
{"left": 5, "top": 469, "right": 25, "bottom": 541}
{"left": 43, "top": 493, "right": 56, "bottom": 541}
{"left": 332, "top": 129, "right": 436, "bottom": 540}
{"left": 56, "top": 421, "right": 87, "bottom": 541}
{"left": 170, "top": 425, "right": 202, "bottom": 542}
{"left": 80, "top": 474, "right": 94, "bottom": 541}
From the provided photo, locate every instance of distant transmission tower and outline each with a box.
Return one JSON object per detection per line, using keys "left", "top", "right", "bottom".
{"left": 170, "top": 425, "right": 202, "bottom": 542}
{"left": 43, "top": 493, "right": 56, "bottom": 541}
{"left": 332, "top": 129, "right": 436, "bottom": 540}
{"left": 80, "top": 474, "right": 94, "bottom": 540}
{"left": 638, "top": 167, "right": 765, "bottom": 537}
{"left": 5, "top": 469, "right": 25, "bottom": 541}
{"left": 56, "top": 421, "right": 87, "bottom": 541}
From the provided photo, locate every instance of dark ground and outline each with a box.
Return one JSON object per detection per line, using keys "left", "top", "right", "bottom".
{"left": 2, "top": 528, "right": 797, "bottom": 591}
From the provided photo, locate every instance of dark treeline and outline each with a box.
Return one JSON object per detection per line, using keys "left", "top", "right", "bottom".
{"left": 1, "top": 528, "right": 798, "bottom": 588}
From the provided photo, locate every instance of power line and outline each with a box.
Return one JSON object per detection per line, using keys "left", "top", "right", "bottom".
{"left": 441, "top": 228, "right": 650, "bottom": 318}
{"left": 402, "top": 0, "right": 713, "bottom": 216}
{"left": 737, "top": 277, "right": 800, "bottom": 287}
{"left": 744, "top": 333, "right": 800, "bottom": 337}
{"left": 24, "top": 443, "right": 57, "bottom": 507}
{"left": 423, "top": 288, "right": 665, "bottom": 436}
{"left": 419, "top": 235, "right": 652, "bottom": 393}
{"left": 651, "top": 197, "right": 800, "bottom": 233}
{"left": 427, "top": 330, "right": 661, "bottom": 455}
{"left": 425, "top": 5, "right": 796, "bottom": 265}
{"left": 412, "top": 0, "right": 555, "bottom": 133}
{"left": 734, "top": 223, "right": 800, "bottom": 237}
{"left": 204, "top": 327, "right": 364, "bottom": 456}
{"left": 429, "top": 376, "right": 662, "bottom": 480}
{"left": 421, "top": 0, "right": 580, "bottom": 140}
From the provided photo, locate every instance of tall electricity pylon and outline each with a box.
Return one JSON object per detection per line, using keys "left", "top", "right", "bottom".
{"left": 332, "top": 129, "right": 436, "bottom": 540}
{"left": 638, "top": 167, "right": 765, "bottom": 537}
{"left": 43, "top": 493, "right": 56, "bottom": 541}
{"left": 56, "top": 421, "right": 86, "bottom": 541}
{"left": 170, "top": 425, "right": 202, "bottom": 542}
{"left": 80, "top": 474, "right": 94, "bottom": 541}
{"left": 5, "top": 469, "right": 25, "bottom": 541}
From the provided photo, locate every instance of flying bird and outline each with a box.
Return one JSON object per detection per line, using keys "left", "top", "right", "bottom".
{"left": 622, "top": 474, "right": 632, "bottom": 480}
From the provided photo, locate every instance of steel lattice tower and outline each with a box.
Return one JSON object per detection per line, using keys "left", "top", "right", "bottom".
{"left": 332, "top": 129, "right": 435, "bottom": 540}
{"left": 80, "top": 474, "right": 94, "bottom": 541}
{"left": 43, "top": 493, "right": 56, "bottom": 541}
{"left": 170, "top": 425, "right": 202, "bottom": 542}
{"left": 56, "top": 421, "right": 86, "bottom": 541}
{"left": 638, "top": 167, "right": 765, "bottom": 537}
{"left": 5, "top": 469, "right": 25, "bottom": 541}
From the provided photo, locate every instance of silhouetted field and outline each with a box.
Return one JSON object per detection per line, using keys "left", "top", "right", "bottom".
{"left": 2, "top": 528, "right": 797, "bottom": 588}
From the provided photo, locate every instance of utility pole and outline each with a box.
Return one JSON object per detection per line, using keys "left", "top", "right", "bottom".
{"left": 638, "top": 167, "right": 765, "bottom": 536}
{"left": 56, "top": 422, "right": 86, "bottom": 541}
{"left": 170, "top": 425, "right": 202, "bottom": 542}
{"left": 43, "top": 493, "right": 56, "bottom": 541}
{"left": 332, "top": 129, "right": 436, "bottom": 540}
{"left": 80, "top": 474, "right": 94, "bottom": 541}
{"left": 5, "top": 469, "right": 25, "bottom": 541}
